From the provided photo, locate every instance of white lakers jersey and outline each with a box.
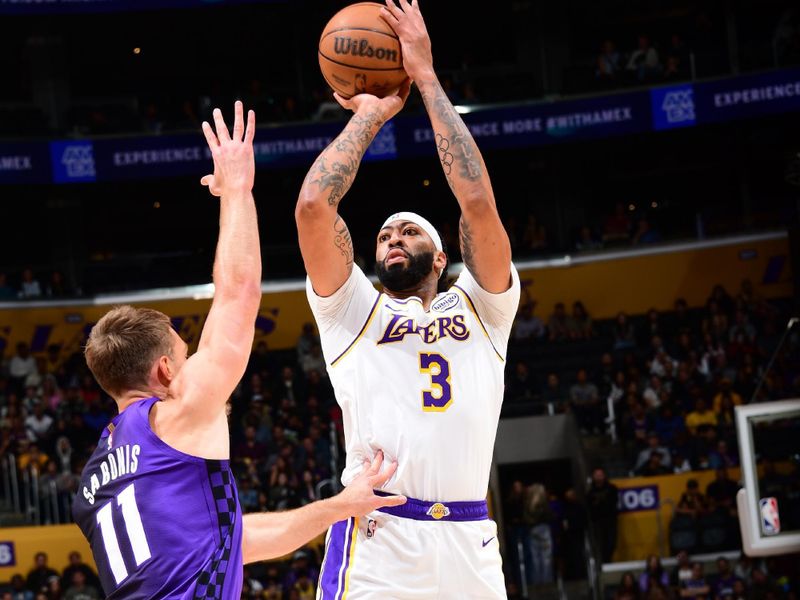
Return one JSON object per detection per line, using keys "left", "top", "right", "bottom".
{"left": 306, "top": 264, "right": 520, "bottom": 502}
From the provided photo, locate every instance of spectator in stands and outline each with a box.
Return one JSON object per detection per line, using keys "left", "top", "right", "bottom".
{"left": 18, "top": 442, "right": 49, "bottom": 472}
{"left": 575, "top": 226, "right": 603, "bottom": 251}
{"left": 603, "top": 202, "right": 631, "bottom": 244}
{"left": 708, "top": 439, "right": 737, "bottom": 469}
{"left": 0, "top": 272, "right": 15, "bottom": 300}
{"left": 300, "top": 343, "right": 326, "bottom": 377}
{"left": 8, "top": 342, "right": 38, "bottom": 395}
{"left": 676, "top": 479, "right": 707, "bottom": 519}
{"left": 64, "top": 569, "right": 100, "bottom": 600}
{"left": 634, "top": 433, "right": 672, "bottom": 473}
{"left": 712, "top": 379, "right": 742, "bottom": 415}
{"left": 541, "top": 372, "right": 566, "bottom": 410}
{"left": 570, "top": 301, "right": 595, "bottom": 339}
{"left": 653, "top": 403, "right": 682, "bottom": 447}
{"left": 507, "top": 481, "right": 533, "bottom": 588}
{"left": 625, "top": 402, "right": 653, "bottom": 455}
{"left": 524, "top": 483, "right": 555, "bottom": 585}
{"left": 639, "top": 554, "right": 670, "bottom": 593}
{"left": 711, "top": 557, "right": 739, "bottom": 599}
{"left": 561, "top": 488, "right": 587, "bottom": 581}
{"left": 506, "top": 361, "right": 535, "bottom": 404}
{"left": 25, "top": 553, "right": 58, "bottom": 595}
{"left": 61, "top": 552, "right": 100, "bottom": 593}
{"left": 728, "top": 309, "right": 756, "bottom": 345}
{"left": 639, "top": 451, "right": 670, "bottom": 477}
{"left": 680, "top": 563, "right": 710, "bottom": 599}
{"left": 238, "top": 476, "right": 259, "bottom": 512}
{"left": 615, "top": 572, "right": 641, "bottom": 600}
{"left": 24, "top": 401, "right": 53, "bottom": 446}
{"left": 663, "top": 55, "right": 683, "bottom": 82}
{"left": 296, "top": 322, "right": 319, "bottom": 363}
{"left": 596, "top": 40, "right": 622, "bottom": 84}
{"left": 705, "top": 467, "right": 739, "bottom": 510}
{"left": 626, "top": 35, "right": 661, "bottom": 82}
{"left": 631, "top": 218, "right": 661, "bottom": 245}
{"left": 671, "top": 550, "right": 693, "bottom": 590}
{"left": 613, "top": 312, "right": 637, "bottom": 350}
{"left": 709, "top": 284, "right": 735, "bottom": 317}
{"left": 569, "top": 368, "right": 601, "bottom": 433}
{"left": 18, "top": 268, "right": 42, "bottom": 299}
{"left": 522, "top": 214, "right": 548, "bottom": 253}
{"left": 6, "top": 574, "right": 32, "bottom": 600}
{"left": 685, "top": 398, "right": 717, "bottom": 436}
{"left": 547, "top": 303, "right": 573, "bottom": 342}
{"left": 513, "top": 302, "right": 545, "bottom": 343}
{"left": 586, "top": 467, "right": 619, "bottom": 563}
{"left": 643, "top": 375, "right": 665, "bottom": 410}
{"left": 45, "top": 270, "right": 71, "bottom": 298}
{"left": 247, "top": 340, "right": 277, "bottom": 380}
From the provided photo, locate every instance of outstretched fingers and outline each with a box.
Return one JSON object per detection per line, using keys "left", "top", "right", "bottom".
{"left": 232, "top": 100, "right": 245, "bottom": 142}
{"left": 201, "top": 121, "right": 219, "bottom": 151}
{"left": 244, "top": 109, "right": 256, "bottom": 144}
{"left": 213, "top": 108, "right": 231, "bottom": 143}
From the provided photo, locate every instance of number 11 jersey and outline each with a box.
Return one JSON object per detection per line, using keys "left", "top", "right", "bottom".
{"left": 307, "top": 264, "right": 520, "bottom": 503}
{"left": 73, "top": 396, "right": 243, "bottom": 599}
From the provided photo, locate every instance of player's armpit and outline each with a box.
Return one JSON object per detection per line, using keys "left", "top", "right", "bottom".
{"left": 458, "top": 211, "right": 513, "bottom": 294}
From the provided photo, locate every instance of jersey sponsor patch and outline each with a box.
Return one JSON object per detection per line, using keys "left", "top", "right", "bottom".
{"left": 431, "top": 292, "right": 460, "bottom": 313}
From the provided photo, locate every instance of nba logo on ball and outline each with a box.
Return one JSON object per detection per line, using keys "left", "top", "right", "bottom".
{"left": 760, "top": 497, "right": 781, "bottom": 535}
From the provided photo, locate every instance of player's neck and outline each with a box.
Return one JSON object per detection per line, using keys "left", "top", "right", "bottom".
{"left": 116, "top": 387, "right": 166, "bottom": 413}
{"left": 384, "top": 279, "right": 439, "bottom": 310}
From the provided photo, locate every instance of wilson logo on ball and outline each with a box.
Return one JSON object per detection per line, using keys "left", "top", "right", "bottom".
{"left": 333, "top": 37, "right": 399, "bottom": 63}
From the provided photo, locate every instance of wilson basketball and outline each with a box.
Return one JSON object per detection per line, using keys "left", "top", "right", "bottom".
{"left": 318, "top": 2, "right": 407, "bottom": 99}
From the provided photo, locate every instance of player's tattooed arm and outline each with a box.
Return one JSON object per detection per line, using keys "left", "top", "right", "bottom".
{"left": 417, "top": 78, "right": 512, "bottom": 293}
{"left": 301, "top": 109, "right": 386, "bottom": 209}
{"left": 333, "top": 214, "right": 355, "bottom": 268}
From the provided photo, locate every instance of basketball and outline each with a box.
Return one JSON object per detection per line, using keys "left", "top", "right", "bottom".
{"left": 318, "top": 2, "right": 407, "bottom": 99}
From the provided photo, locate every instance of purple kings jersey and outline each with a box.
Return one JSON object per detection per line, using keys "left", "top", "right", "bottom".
{"left": 73, "top": 397, "right": 243, "bottom": 599}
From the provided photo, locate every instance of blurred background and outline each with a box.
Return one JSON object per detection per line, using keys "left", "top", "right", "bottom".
{"left": 0, "top": 0, "right": 799, "bottom": 598}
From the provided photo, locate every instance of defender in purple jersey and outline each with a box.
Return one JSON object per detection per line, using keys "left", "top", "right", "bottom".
{"left": 73, "top": 103, "right": 405, "bottom": 599}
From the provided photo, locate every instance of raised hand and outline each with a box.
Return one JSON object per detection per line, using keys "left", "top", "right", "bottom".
{"left": 332, "top": 451, "right": 406, "bottom": 518}
{"left": 380, "top": 0, "right": 434, "bottom": 81}
{"left": 200, "top": 101, "right": 256, "bottom": 198}
{"left": 333, "top": 77, "right": 412, "bottom": 122}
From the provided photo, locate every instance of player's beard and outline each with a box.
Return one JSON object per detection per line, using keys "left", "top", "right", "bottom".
{"left": 375, "top": 250, "right": 435, "bottom": 292}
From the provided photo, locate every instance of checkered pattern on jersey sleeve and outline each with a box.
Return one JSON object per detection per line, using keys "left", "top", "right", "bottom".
{"left": 193, "top": 461, "right": 239, "bottom": 599}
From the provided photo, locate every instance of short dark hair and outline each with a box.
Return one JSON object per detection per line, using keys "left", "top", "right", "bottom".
{"left": 85, "top": 306, "right": 174, "bottom": 396}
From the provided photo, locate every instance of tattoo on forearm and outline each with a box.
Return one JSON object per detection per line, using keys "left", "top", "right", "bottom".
{"left": 459, "top": 216, "right": 476, "bottom": 273}
{"left": 303, "top": 110, "right": 385, "bottom": 207}
{"left": 333, "top": 215, "right": 354, "bottom": 267}
{"left": 419, "top": 81, "right": 483, "bottom": 190}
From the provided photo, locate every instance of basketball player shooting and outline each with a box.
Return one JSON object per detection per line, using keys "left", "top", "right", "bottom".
{"left": 72, "top": 102, "right": 405, "bottom": 599}
{"left": 296, "top": 1, "right": 520, "bottom": 597}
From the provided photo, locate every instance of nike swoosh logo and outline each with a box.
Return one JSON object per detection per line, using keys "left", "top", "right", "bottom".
{"left": 482, "top": 537, "right": 495, "bottom": 547}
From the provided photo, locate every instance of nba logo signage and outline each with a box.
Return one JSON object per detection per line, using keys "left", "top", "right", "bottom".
{"left": 617, "top": 485, "right": 659, "bottom": 513}
{"left": 760, "top": 497, "right": 781, "bottom": 535}
{"left": 0, "top": 542, "right": 15, "bottom": 567}
{"left": 651, "top": 85, "right": 697, "bottom": 131}
{"left": 50, "top": 141, "right": 97, "bottom": 183}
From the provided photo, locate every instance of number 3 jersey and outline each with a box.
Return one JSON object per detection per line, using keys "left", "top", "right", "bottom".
{"left": 72, "top": 396, "right": 243, "bottom": 599}
{"left": 307, "top": 264, "right": 520, "bottom": 502}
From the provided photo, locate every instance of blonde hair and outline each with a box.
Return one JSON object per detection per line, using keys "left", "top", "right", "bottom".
{"left": 85, "top": 306, "right": 173, "bottom": 396}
